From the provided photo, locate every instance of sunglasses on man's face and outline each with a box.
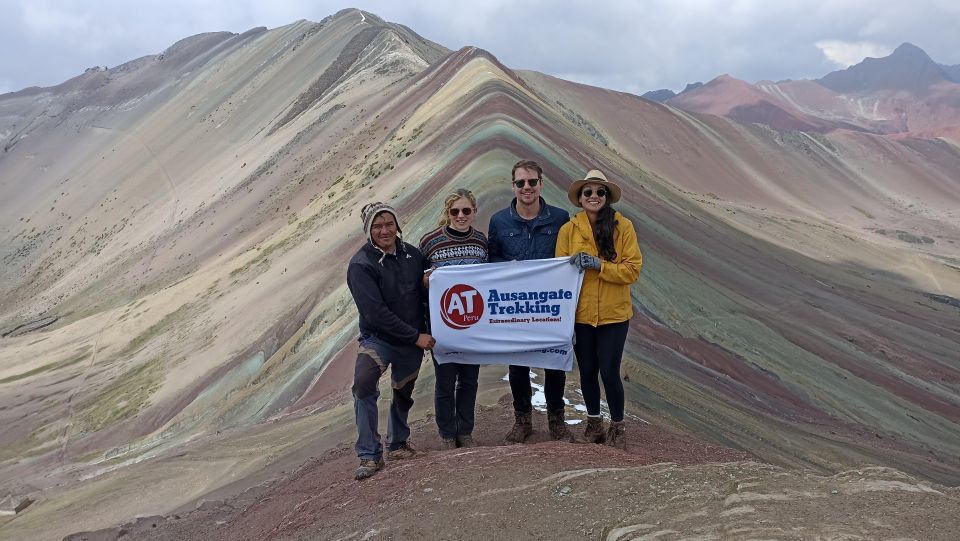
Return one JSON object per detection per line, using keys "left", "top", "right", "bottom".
{"left": 512, "top": 178, "right": 541, "bottom": 189}
{"left": 581, "top": 188, "right": 607, "bottom": 198}
{"left": 449, "top": 207, "right": 473, "bottom": 216}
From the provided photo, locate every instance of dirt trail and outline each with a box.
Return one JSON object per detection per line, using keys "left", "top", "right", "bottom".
{"left": 62, "top": 399, "right": 960, "bottom": 541}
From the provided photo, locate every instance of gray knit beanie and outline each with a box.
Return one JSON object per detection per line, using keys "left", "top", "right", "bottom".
{"left": 360, "top": 202, "right": 402, "bottom": 242}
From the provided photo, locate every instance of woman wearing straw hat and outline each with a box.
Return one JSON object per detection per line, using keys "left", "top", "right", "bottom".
{"left": 419, "top": 188, "right": 488, "bottom": 449}
{"left": 556, "top": 169, "right": 642, "bottom": 449}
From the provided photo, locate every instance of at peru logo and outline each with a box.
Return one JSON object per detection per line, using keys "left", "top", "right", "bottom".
{"left": 440, "top": 284, "right": 484, "bottom": 330}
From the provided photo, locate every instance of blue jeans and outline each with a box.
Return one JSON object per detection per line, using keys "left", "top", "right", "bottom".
{"left": 433, "top": 359, "right": 480, "bottom": 439}
{"left": 352, "top": 336, "right": 423, "bottom": 460}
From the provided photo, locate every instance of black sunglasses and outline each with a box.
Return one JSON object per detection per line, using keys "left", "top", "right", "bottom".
{"left": 512, "top": 178, "right": 541, "bottom": 188}
{"left": 582, "top": 188, "right": 607, "bottom": 198}
{"left": 449, "top": 207, "right": 473, "bottom": 216}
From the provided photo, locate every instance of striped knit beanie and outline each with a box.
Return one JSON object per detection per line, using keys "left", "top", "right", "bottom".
{"left": 360, "top": 202, "right": 402, "bottom": 242}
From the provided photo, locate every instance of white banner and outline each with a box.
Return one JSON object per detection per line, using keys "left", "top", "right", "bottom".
{"left": 428, "top": 257, "right": 583, "bottom": 370}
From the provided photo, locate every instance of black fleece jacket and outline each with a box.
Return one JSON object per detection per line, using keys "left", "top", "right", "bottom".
{"left": 347, "top": 240, "right": 429, "bottom": 346}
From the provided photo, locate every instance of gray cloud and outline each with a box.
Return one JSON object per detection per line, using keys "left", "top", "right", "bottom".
{"left": 1, "top": 0, "right": 958, "bottom": 95}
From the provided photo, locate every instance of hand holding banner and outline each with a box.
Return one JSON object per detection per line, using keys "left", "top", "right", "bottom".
{"left": 428, "top": 257, "right": 583, "bottom": 370}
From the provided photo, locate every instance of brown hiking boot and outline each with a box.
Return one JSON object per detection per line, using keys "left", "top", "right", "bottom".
{"left": 504, "top": 411, "right": 533, "bottom": 444}
{"left": 605, "top": 421, "right": 626, "bottom": 450}
{"left": 456, "top": 434, "right": 476, "bottom": 448}
{"left": 583, "top": 417, "right": 606, "bottom": 444}
{"left": 354, "top": 457, "right": 384, "bottom": 480}
{"left": 387, "top": 442, "right": 421, "bottom": 460}
{"left": 440, "top": 438, "right": 457, "bottom": 450}
{"left": 548, "top": 410, "right": 577, "bottom": 442}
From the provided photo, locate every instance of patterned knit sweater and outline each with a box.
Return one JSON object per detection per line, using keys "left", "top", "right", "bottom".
{"left": 419, "top": 226, "right": 489, "bottom": 267}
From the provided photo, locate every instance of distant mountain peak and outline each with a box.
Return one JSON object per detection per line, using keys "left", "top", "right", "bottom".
{"left": 889, "top": 42, "right": 936, "bottom": 64}
{"left": 641, "top": 89, "right": 676, "bottom": 103}
{"left": 816, "top": 42, "right": 947, "bottom": 94}
{"left": 642, "top": 81, "right": 704, "bottom": 103}
{"left": 700, "top": 74, "right": 752, "bottom": 91}
{"left": 892, "top": 42, "right": 926, "bottom": 56}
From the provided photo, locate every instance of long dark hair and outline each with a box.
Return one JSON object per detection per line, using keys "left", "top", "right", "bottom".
{"left": 593, "top": 201, "right": 618, "bottom": 261}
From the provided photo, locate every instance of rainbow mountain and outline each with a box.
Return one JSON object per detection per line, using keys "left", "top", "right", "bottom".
{"left": 1, "top": 8, "right": 959, "bottom": 538}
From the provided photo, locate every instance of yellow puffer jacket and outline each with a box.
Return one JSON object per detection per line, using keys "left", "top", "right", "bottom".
{"left": 556, "top": 211, "right": 642, "bottom": 326}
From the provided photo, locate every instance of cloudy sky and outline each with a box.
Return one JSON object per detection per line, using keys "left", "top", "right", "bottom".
{"left": 2, "top": 0, "right": 959, "bottom": 95}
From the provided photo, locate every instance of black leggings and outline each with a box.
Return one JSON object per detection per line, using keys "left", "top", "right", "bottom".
{"left": 574, "top": 321, "right": 629, "bottom": 422}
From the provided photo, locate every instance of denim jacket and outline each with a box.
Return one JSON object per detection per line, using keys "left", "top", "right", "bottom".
{"left": 487, "top": 197, "right": 570, "bottom": 262}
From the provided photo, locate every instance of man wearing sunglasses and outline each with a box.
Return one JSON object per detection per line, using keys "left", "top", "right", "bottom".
{"left": 488, "top": 159, "right": 574, "bottom": 444}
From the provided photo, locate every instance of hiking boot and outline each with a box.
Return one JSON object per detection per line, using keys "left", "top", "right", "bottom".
{"left": 605, "top": 421, "right": 626, "bottom": 450}
{"left": 354, "top": 457, "right": 384, "bottom": 480}
{"left": 504, "top": 411, "right": 533, "bottom": 444}
{"left": 583, "top": 417, "right": 606, "bottom": 444}
{"left": 387, "top": 442, "right": 421, "bottom": 460}
{"left": 456, "top": 434, "right": 476, "bottom": 448}
{"left": 440, "top": 437, "right": 457, "bottom": 450}
{"left": 548, "top": 410, "right": 577, "bottom": 442}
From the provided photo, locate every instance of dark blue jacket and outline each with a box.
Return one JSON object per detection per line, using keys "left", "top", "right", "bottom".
{"left": 347, "top": 240, "right": 429, "bottom": 346}
{"left": 487, "top": 197, "right": 570, "bottom": 262}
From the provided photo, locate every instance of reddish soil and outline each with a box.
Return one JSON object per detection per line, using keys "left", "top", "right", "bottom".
{"left": 64, "top": 396, "right": 749, "bottom": 541}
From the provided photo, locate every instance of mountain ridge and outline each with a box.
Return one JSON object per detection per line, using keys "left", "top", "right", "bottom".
{"left": 663, "top": 43, "right": 960, "bottom": 140}
{"left": 817, "top": 42, "right": 951, "bottom": 94}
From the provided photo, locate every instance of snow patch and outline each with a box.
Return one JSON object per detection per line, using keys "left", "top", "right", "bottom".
{"left": 498, "top": 371, "right": 619, "bottom": 424}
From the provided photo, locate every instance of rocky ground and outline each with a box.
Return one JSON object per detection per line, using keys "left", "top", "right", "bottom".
{"left": 63, "top": 398, "right": 960, "bottom": 541}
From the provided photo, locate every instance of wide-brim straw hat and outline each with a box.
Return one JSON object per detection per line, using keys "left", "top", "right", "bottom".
{"left": 567, "top": 169, "right": 622, "bottom": 207}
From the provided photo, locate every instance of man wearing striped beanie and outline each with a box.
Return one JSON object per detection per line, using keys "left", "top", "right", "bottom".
{"left": 346, "top": 202, "right": 435, "bottom": 480}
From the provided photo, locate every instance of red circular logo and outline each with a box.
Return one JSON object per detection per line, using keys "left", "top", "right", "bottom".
{"left": 440, "top": 284, "right": 484, "bottom": 330}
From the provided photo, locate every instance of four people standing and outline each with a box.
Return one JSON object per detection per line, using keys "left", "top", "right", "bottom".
{"left": 346, "top": 163, "right": 642, "bottom": 480}
{"left": 419, "top": 189, "right": 489, "bottom": 449}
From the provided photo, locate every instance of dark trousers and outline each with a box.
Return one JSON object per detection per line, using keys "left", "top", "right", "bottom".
{"left": 573, "top": 321, "right": 629, "bottom": 422}
{"left": 509, "top": 365, "right": 566, "bottom": 413}
{"left": 352, "top": 338, "right": 421, "bottom": 460}
{"left": 433, "top": 359, "right": 480, "bottom": 439}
